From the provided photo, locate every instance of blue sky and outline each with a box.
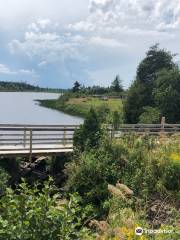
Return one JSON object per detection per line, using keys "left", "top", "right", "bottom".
{"left": 0, "top": 0, "right": 180, "bottom": 89}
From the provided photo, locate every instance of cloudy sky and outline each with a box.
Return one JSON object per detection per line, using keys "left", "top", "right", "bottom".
{"left": 0, "top": 0, "right": 180, "bottom": 88}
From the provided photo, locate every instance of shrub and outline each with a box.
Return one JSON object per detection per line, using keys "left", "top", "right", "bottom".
{"left": 65, "top": 143, "right": 121, "bottom": 213}
{"left": 73, "top": 108, "right": 102, "bottom": 151}
{"left": 0, "top": 179, "right": 92, "bottom": 240}
{"left": 0, "top": 168, "right": 9, "bottom": 195}
{"left": 139, "top": 106, "right": 161, "bottom": 124}
{"left": 0, "top": 157, "right": 20, "bottom": 179}
{"left": 67, "top": 134, "right": 180, "bottom": 217}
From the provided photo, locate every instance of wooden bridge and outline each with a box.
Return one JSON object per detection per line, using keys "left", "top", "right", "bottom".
{"left": 0, "top": 124, "right": 78, "bottom": 157}
{"left": 0, "top": 122, "right": 179, "bottom": 157}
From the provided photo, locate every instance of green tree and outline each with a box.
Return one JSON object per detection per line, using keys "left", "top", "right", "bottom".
{"left": 72, "top": 81, "right": 81, "bottom": 92}
{"left": 154, "top": 68, "right": 180, "bottom": 123}
{"left": 124, "top": 44, "right": 176, "bottom": 123}
{"left": 73, "top": 108, "right": 101, "bottom": 151}
{"left": 111, "top": 75, "right": 123, "bottom": 92}
{"left": 139, "top": 106, "right": 160, "bottom": 124}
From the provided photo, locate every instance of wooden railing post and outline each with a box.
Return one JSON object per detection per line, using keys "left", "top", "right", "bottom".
{"left": 160, "top": 117, "right": 166, "bottom": 135}
{"left": 161, "top": 117, "right": 166, "bottom": 135}
{"left": 63, "top": 127, "right": 66, "bottom": 145}
{"left": 29, "top": 129, "right": 33, "bottom": 162}
{"left": 23, "top": 128, "right": 27, "bottom": 148}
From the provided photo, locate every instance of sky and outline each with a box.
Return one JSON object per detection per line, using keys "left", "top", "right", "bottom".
{"left": 0, "top": 0, "right": 180, "bottom": 89}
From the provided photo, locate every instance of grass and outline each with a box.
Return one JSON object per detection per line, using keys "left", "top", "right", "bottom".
{"left": 39, "top": 96, "right": 123, "bottom": 118}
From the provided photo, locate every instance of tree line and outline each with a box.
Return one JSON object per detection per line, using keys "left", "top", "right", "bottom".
{"left": 71, "top": 75, "right": 124, "bottom": 96}
{"left": 0, "top": 81, "right": 64, "bottom": 93}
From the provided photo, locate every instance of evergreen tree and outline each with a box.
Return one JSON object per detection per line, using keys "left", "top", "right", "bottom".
{"left": 72, "top": 81, "right": 81, "bottom": 92}
{"left": 111, "top": 75, "right": 123, "bottom": 92}
{"left": 124, "top": 44, "right": 176, "bottom": 123}
{"left": 73, "top": 108, "right": 101, "bottom": 151}
{"left": 154, "top": 68, "right": 180, "bottom": 123}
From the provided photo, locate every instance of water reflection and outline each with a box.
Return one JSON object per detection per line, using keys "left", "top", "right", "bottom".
{"left": 0, "top": 92, "right": 83, "bottom": 125}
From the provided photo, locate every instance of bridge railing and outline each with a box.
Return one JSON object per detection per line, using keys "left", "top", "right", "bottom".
{"left": 0, "top": 123, "right": 180, "bottom": 157}
{"left": 0, "top": 124, "right": 79, "bottom": 156}
{"left": 108, "top": 123, "right": 180, "bottom": 138}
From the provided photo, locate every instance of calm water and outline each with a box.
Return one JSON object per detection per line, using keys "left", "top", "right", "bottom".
{"left": 0, "top": 92, "right": 83, "bottom": 125}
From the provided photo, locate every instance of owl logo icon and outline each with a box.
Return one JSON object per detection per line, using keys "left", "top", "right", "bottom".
{"left": 135, "top": 227, "right": 143, "bottom": 236}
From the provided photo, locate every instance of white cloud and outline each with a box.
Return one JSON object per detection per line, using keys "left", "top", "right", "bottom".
{"left": 68, "top": 21, "right": 95, "bottom": 32}
{"left": 9, "top": 20, "right": 86, "bottom": 63}
{"left": 71, "top": 0, "right": 180, "bottom": 33}
{"left": 38, "top": 61, "right": 47, "bottom": 67}
{"left": 0, "top": 0, "right": 89, "bottom": 30}
{"left": 0, "top": 64, "right": 15, "bottom": 74}
{"left": 0, "top": 63, "right": 36, "bottom": 76}
{"left": 89, "top": 36, "right": 125, "bottom": 48}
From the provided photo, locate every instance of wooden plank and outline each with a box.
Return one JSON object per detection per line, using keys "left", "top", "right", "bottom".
{"left": 0, "top": 128, "right": 77, "bottom": 131}
{"left": 0, "top": 137, "right": 73, "bottom": 141}
{"left": 0, "top": 149, "right": 73, "bottom": 155}
{"left": 0, "top": 124, "right": 79, "bottom": 127}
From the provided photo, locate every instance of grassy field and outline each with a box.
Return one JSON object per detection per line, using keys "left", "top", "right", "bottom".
{"left": 40, "top": 96, "right": 123, "bottom": 118}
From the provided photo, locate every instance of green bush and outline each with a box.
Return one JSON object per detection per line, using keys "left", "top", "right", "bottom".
{"left": 110, "top": 135, "right": 180, "bottom": 199}
{"left": 0, "top": 179, "right": 92, "bottom": 240}
{"left": 139, "top": 106, "right": 161, "bottom": 123}
{"left": 67, "top": 134, "right": 180, "bottom": 215}
{"left": 73, "top": 108, "right": 102, "bottom": 151}
{"left": 0, "top": 157, "right": 20, "bottom": 178}
{"left": 65, "top": 143, "right": 121, "bottom": 213}
{"left": 0, "top": 168, "right": 9, "bottom": 195}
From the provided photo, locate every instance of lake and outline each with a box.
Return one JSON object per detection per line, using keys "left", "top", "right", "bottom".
{"left": 0, "top": 92, "right": 83, "bottom": 125}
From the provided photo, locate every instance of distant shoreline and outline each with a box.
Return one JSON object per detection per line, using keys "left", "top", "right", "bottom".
{"left": 0, "top": 81, "right": 65, "bottom": 93}
{"left": 0, "top": 90, "right": 63, "bottom": 93}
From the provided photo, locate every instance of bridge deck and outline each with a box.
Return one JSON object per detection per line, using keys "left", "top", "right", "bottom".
{"left": 0, "top": 144, "right": 73, "bottom": 155}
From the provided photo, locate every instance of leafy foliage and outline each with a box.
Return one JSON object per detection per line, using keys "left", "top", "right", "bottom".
{"left": 110, "top": 110, "right": 124, "bottom": 129}
{"left": 0, "top": 168, "right": 9, "bottom": 195}
{"left": 125, "top": 44, "right": 176, "bottom": 123}
{"left": 73, "top": 108, "right": 102, "bottom": 151}
{"left": 0, "top": 179, "right": 91, "bottom": 240}
{"left": 65, "top": 144, "right": 120, "bottom": 212}
{"left": 67, "top": 134, "right": 180, "bottom": 211}
{"left": 139, "top": 106, "right": 160, "bottom": 124}
{"left": 154, "top": 68, "right": 180, "bottom": 123}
